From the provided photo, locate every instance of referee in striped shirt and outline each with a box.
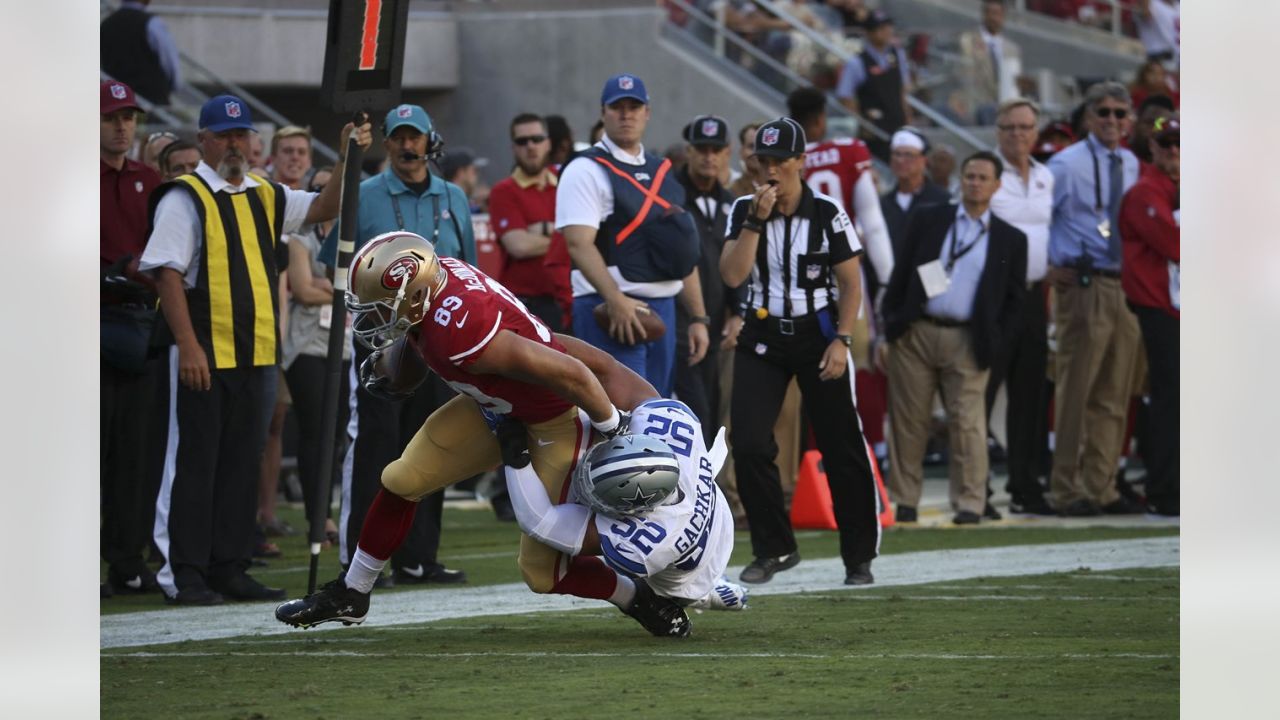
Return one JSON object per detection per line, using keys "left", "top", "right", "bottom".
{"left": 719, "top": 118, "right": 881, "bottom": 587}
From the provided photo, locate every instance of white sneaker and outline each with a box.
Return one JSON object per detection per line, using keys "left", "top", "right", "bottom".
{"left": 690, "top": 578, "right": 749, "bottom": 611}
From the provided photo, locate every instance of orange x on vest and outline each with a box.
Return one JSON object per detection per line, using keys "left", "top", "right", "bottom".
{"left": 593, "top": 156, "right": 672, "bottom": 244}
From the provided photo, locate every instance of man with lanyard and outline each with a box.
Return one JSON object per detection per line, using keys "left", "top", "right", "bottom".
{"left": 556, "top": 73, "right": 709, "bottom": 398}
{"left": 834, "top": 10, "right": 914, "bottom": 161}
{"left": 987, "top": 98, "right": 1056, "bottom": 516}
{"left": 1045, "top": 82, "right": 1144, "bottom": 517}
{"left": 673, "top": 114, "right": 739, "bottom": 443}
{"left": 719, "top": 118, "right": 880, "bottom": 587}
{"left": 880, "top": 151, "right": 1027, "bottom": 525}
{"left": 319, "top": 104, "right": 475, "bottom": 586}
{"left": 143, "top": 95, "right": 372, "bottom": 604}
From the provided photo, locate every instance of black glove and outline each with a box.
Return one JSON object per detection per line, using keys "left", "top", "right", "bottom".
{"left": 359, "top": 350, "right": 412, "bottom": 402}
{"left": 496, "top": 418, "right": 531, "bottom": 469}
{"left": 594, "top": 409, "right": 631, "bottom": 440}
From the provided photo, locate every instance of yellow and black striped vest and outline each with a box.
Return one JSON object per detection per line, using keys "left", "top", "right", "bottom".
{"left": 157, "top": 172, "right": 285, "bottom": 369}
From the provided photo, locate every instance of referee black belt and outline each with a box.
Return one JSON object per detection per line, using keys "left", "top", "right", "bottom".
{"left": 748, "top": 311, "right": 822, "bottom": 336}
{"left": 921, "top": 314, "right": 970, "bottom": 328}
{"left": 1093, "top": 269, "right": 1122, "bottom": 279}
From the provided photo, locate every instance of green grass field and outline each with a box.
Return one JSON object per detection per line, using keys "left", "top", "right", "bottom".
{"left": 101, "top": 505, "right": 1178, "bottom": 718}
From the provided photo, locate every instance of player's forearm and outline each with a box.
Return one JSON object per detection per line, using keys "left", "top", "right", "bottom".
{"left": 555, "top": 333, "right": 659, "bottom": 411}
{"left": 678, "top": 268, "right": 706, "bottom": 317}
{"left": 504, "top": 464, "right": 589, "bottom": 556}
{"left": 719, "top": 235, "right": 758, "bottom": 288}
{"left": 834, "top": 260, "right": 863, "bottom": 336}
{"left": 563, "top": 225, "right": 624, "bottom": 302}
{"left": 154, "top": 268, "right": 198, "bottom": 348}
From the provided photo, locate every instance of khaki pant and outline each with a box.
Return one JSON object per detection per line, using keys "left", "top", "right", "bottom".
{"left": 382, "top": 397, "right": 588, "bottom": 592}
{"left": 886, "top": 322, "right": 990, "bottom": 514}
{"left": 717, "top": 349, "right": 802, "bottom": 518}
{"left": 1049, "top": 277, "right": 1140, "bottom": 507}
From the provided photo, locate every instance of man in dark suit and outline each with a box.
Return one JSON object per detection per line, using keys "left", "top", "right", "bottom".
{"left": 880, "top": 151, "right": 1026, "bottom": 525}
{"left": 879, "top": 129, "right": 953, "bottom": 289}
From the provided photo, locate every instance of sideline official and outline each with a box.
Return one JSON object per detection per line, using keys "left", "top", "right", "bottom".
{"left": 720, "top": 118, "right": 881, "bottom": 587}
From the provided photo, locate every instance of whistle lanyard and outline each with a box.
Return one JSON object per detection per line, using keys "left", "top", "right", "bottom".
{"left": 945, "top": 216, "right": 986, "bottom": 273}
{"left": 390, "top": 193, "right": 441, "bottom": 244}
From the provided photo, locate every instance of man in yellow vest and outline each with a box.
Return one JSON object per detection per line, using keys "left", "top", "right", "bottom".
{"left": 141, "top": 95, "right": 371, "bottom": 605}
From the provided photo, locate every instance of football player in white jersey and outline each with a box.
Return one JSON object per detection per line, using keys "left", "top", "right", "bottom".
{"left": 502, "top": 397, "right": 748, "bottom": 629}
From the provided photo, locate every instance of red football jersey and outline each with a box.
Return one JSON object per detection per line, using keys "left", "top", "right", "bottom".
{"left": 802, "top": 138, "right": 873, "bottom": 221}
{"left": 412, "top": 256, "right": 572, "bottom": 423}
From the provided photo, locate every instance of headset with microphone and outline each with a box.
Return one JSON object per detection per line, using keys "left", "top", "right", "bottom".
{"left": 384, "top": 123, "right": 446, "bottom": 162}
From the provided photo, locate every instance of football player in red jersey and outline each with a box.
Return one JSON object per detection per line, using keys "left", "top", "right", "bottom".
{"left": 277, "top": 230, "right": 695, "bottom": 636}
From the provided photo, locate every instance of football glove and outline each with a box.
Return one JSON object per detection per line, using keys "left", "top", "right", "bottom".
{"left": 496, "top": 418, "right": 531, "bottom": 469}
{"left": 359, "top": 350, "right": 413, "bottom": 402}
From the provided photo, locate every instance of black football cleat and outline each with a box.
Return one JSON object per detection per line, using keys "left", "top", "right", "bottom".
{"left": 622, "top": 579, "right": 691, "bottom": 638}
{"left": 275, "top": 577, "right": 370, "bottom": 629}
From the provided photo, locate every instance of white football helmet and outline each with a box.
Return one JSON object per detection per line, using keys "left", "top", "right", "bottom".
{"left": 573, "top": 435, "right": 681, "bottom": 518}
{"left": 346, "top": 231, "right": 445, "bottom": 350}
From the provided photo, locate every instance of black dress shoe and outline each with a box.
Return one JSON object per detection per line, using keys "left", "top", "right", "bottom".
{"left": 1101, "top": 496, "right": 1145, "bottom": 515}
{"left": 1146, "top": 500, "right": 1180, "bottom": 517}
{"left": 738, "top": 552, "right": 801, "bottom": 584}
{"left": 1060, "top": 499, "right": 1100, "bottom": 517}
{"left": 210, "top": 573, "right": 287, "bottom": 601}
{"left": 982, "top": 503, "right": 1002, "bottom": 521}
{"left": 393, "top": 564, "right": 468, "bottom": 585}
{"left": 166, "top": 587, "right": 225, "bottom": 606}
{"left": 109, "top": 567, "right": 160, "bottom": 595}
{"left": 844, "top": 561, "right": 874, "bottom": 585}
{"left": 895, "top": 505, "right": 917, "bottom": 523}
{"left": 953, "top": 510, "right": 981, "bottom": 525}
{"left": 1009, "top": 494, "right": 1056, "bottom": 516}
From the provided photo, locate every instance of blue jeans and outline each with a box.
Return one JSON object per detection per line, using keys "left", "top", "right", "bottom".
{"left": 572, "top": 293, "right": 677, "bottom": 397}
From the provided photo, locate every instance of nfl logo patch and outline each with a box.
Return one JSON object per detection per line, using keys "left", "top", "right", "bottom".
{"left": 111, "top": 84, "right": 127, "bottom": 100}
{"left": 225, "top": 101, "right": 241, "bottom": 118}
{"left": 762, "top": 128, "right": 780, "bottom": 146}
{"left": 701, "top": 119, "right": 719, "bottom": 137}
{"left": 619, "top": 76, "right": 634, "bottom": 90}
{"left": 806, "top": 265, "right": 821, "bottom": 281}
{"left": 134, "top": 181, "right": 144, "bottom": 193}
{"left": 397, "top": 105, "right": 413, "bottom": 118}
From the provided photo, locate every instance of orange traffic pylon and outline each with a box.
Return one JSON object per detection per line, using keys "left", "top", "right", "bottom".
{"left": 789, "top": 444, "right": 895, "bottom": 530}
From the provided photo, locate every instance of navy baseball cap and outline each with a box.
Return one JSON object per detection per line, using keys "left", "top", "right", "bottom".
{"left": 601, "top": 74, "right": 649, "bottom": 106}
{"left": 684, "top": 115, "right": 729, "bottom": 148}
{"left": 199, "top": 94, "right": 256, "bottom": 133}
{"left": 753, "top": 118, "right": 807, "bottom": 159}
{"left": 383, "top": 104, "right": 433, "bottom": 136}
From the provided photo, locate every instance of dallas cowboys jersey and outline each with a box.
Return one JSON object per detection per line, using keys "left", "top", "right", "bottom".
{"left": 593, "top": 399, "right": 735, "bottom": 604}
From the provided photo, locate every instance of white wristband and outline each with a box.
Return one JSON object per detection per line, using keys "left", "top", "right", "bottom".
{"left": 590, "top": 406, "right": 621, "bottom": 436}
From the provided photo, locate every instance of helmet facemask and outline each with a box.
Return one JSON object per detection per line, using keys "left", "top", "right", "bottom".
{"left": 345, "top": 231, "right": 444, "bottom": 351}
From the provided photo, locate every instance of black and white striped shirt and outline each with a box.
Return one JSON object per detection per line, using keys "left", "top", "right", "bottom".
{"left": 727, "top": 184, "right": 863, "bottom": 318}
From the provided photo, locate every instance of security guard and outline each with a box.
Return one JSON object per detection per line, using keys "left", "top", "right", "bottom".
{"left": 719, "top": 118, "right": 881, "bottom": 587}
{"left": 318, "top": 104, "right": 473, "bottom": 586}
{"left": 143, "top": 95, "right": 371, "bottom": 604}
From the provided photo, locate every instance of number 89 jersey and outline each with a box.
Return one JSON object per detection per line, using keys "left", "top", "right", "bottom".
{"left": 593, "top": 399, "right": 734, "bottom": 604}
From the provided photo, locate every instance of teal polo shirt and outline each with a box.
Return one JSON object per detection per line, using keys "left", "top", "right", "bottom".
{"left": 319, "top": 169, "right": 477, "bottom": 267}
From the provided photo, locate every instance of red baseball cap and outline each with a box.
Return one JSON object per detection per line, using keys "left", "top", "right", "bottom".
{"left": 101, "top": 80, "right": 142, "bottom": 115}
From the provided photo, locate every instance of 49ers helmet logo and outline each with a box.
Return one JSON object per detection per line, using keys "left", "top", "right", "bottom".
{"left": 381, "top": 256, "right": 419, "bottom": 289}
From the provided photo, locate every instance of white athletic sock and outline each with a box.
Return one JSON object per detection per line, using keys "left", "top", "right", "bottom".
{"left": 607, "top": 575, "right": 636, "bottom": 609}
{"left": 344, "top": 547, "right": 386, "bottom": 594}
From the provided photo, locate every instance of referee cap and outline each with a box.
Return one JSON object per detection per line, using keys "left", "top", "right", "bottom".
{"left": 753, "top": 117, "right": 806, "bottom": 159}
{"left": 684, "top": 115, "right": 729, "bottom": 148}
{"left": 199, "top": 95, "right": 257, "bottom": 133}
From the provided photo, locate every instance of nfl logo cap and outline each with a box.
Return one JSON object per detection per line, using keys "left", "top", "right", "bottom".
{"left": 199, "top": 94, "right": 256, "bottom": 132}
{"left": 101, "top": 80, "right": 142, "bottom": 114}
{"left": 753, "top": 117, "right": 807, "bottom": 159}
{"left": 601, "top": 74, "right": 649, "bottom": 106}
{"left": 684, "top": 115, "right": 728, "bottom": 148}
{"left": 382, "top": 104, "right": 433, "bottom": 136}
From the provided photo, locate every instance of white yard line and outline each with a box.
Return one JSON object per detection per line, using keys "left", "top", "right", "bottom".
{"left": 104, "top": 650, "right": 1178, "bottom": 661}
{"left": 100, "top": 537, "right": 1178, "bottom": 650}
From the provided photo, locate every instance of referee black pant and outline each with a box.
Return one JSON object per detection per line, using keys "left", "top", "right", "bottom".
{"left": 985, "top": 281, "right": 1050, "bottom": 501}
{"left": 340, "top": 341, "right": 452, "bottom": 572}
{"left": 284, "top": 355, "right": 351, "bottom": 524}
{"left": 730, "top": 317, "right": 881, "bottom": 571}
{"left": 153, "top": 350, "right": 269, "bottom": 597}
{"left": 101, "top": 359, "right": 159, "bottom": 580}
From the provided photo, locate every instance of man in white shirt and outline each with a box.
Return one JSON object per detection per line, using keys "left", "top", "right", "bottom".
{"left": 556, "top": 73, "right": 709, "bottom": 398}
{"left": 987, "top": 98, "right": 1055, "bottom": 515}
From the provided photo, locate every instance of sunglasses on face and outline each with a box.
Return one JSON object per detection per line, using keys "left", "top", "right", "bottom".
{"left": 997, "top": 123, "right": 1037, "bottom": 133}
{"left": 1094, "top": 107, "right": 1129, "bottom": 119}
{"left": 1155, "top": 136, "right": 1179, "bottom": 150}
{"left": 513, "top": 135, "right": 547, "bottom": 146}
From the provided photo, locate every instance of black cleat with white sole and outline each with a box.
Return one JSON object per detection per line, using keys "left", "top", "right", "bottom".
{"left": 274, "top": 577, "right": 370, "bottom": 629}
{"left": 623, "top": 579, "right": 691, "bottom": 638}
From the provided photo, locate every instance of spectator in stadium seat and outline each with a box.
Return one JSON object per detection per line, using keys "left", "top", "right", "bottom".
{"left": 100, "top": 0, "right": 182, "bottom": 106}
{"left": 823, "top": 0, "right": 873, "bottom": 34}
{"left": 987, "top": 98, "right": 1056, "bottom": 516}
{"left": 1134, "top": 0, "right": 1180, "bottom": 66}
{"left": 957, "top": 0, "right": 1025, "bottom": 126}
{"left": 545, "top": 115, "right": 577, "bottom": 170}
{"left": 927, "top": 143, "right": 959, "bottom": 199}
{"left": 1128, "top": 60, "right": 1179, "bottom": 112}
{"left": 158, "top": 139, "right": 202, "bottom": 181}
{"left": 439, "top": 148, "right": 489, "bottom": 214}
{"left": 880, "top": 128, "right": 951, "bottom": 258}
{"left": 1119, "top": 115, "right": 1179, "bottom": 516}
{"left": 834, "top": 10, "right": 914, "bottom": 161}
{"left": 1128, "top": 95, "right": 1175, "bottom": 166}
{"left": 1032, "top": 120, "right": 1074, "bottom": 163}
{"left": 142, "top": 130, "right": 178, "bottom": 172}
{"left": 1044, "top": 81, "right": 1145, "bottom": 517}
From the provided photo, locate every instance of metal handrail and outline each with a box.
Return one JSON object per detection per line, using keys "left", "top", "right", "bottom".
{"left": 663, "top": 0, "right": 886, "bottom": 140}
{"left": 750, "top": 0, "right": 988, "bottom": 154}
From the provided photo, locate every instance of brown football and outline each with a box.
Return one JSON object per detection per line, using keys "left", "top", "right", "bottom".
{"left": 592, "top": 302, "right": 666, "bottom": 342}
{"left": 374, "top": 335, "right": 430, "bottom": 394}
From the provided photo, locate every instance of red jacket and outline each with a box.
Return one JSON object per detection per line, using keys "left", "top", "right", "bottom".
{"left": 1120, "top": 164, "right": 1179, "bottom": 318}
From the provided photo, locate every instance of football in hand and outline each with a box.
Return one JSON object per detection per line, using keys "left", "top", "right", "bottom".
{"left": 374, "top": 335, "right": 429, "bottom": 395}
{"left": 592, "top": 302, "right": 666, "bottom": 342}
